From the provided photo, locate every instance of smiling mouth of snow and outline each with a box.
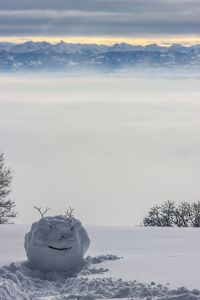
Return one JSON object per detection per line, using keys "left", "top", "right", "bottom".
{"left": 48, "top": 245, "right": 72, "bottom": 251}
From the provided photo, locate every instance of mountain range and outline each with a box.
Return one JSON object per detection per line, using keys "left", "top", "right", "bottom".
{"left": 1, "top": 41, "right": 200, "bottom": 73}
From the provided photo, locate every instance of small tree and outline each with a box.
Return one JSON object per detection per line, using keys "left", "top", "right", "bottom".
{"left": 0, "top": 152, "right": 16, "bottom": 224}
{"left": 174, "top": 202, "right": 193, "bottom": 227}
{"left": 192, "top": 200, "right": 200, "bottom": 227}
{"left": 160, "top": 201, "right": 176, "bottom": 227}
{"left": 143, "top": 205, "right": 163, "bottom": 226}
{"left": 143, "top": 201, "right": 176, "bottom": 227}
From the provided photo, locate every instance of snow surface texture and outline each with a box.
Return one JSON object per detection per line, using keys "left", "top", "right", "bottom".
{"left": 24, "top": 216, "right": 90, "bottom": 272}
{"left": 2, "top": 225, "right": 200, "bottom": 299}
{"left": 1, "top": 258, "right": 200, "bottom": 300}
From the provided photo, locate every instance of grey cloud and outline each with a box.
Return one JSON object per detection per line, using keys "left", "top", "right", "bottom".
{"left": 0, "top": 0, "right": 200, "bottom": 37}
{"left": 0, "top": 0, "right": 199, "bottom": 13}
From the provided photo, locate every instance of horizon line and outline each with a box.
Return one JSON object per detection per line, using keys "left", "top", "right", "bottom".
{"left": 1, "top": 35, "right": 200, "bottom": 46}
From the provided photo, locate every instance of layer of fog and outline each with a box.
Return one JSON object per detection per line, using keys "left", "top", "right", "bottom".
{"left": 1, "top": 75, "right": 200, "bottom": 225}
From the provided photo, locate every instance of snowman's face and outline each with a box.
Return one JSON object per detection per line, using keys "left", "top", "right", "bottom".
{"left": 35, "top": 219, "right": 80, "bottom": 254}
{"left": 24, "top": 216, "right": 90, "bottom": 272}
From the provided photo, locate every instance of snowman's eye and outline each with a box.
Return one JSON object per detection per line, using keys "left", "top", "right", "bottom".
{"left": 49, "top": 224, "right": 53, "bottom": 230}
{"left": 71, "top": 225, "right": 75, "bottom": 231}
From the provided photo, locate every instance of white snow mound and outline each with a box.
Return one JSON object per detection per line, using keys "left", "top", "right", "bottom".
{"left": 24, "top": 216, "right": 90, "bottom": 272}
{"left": 1, "top": 262, "right": 200, "bottom": 300}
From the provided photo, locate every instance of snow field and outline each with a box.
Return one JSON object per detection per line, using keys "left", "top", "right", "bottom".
{"left": 1, "top": 225, "right": 200, "bottom": 299}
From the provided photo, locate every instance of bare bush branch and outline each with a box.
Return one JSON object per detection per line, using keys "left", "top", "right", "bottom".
{"left": 34, "top": 206, "right": 51, "bottom": 218}
{"left": 0, "top": 152, "right": 16, "bottom": 224}
{"left": 65, "top": 206, "right": 74, "bottom": 218}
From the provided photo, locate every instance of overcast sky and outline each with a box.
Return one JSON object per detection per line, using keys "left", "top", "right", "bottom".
{"left": 0, "top": 0, "right": 200, "bottom": 39}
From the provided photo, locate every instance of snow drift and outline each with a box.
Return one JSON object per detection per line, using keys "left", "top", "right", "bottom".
{"left": 1, "top": 260, "right": 200, "bottom": 300}
{"left": 24, "top": 216, "right": 90, "bottom": 272}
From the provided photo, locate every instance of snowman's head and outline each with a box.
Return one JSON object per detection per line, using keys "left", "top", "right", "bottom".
{"left": 24, "top": 216, "right": 90, "bottom": 272}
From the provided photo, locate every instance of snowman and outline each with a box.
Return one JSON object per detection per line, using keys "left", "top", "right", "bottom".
{"left": 24, "top": 215, "right": 90, "bottom": 272}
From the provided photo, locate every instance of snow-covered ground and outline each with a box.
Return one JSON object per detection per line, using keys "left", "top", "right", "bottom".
{"left": 1, "top": 224, "right": 200, "bottom": 299}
